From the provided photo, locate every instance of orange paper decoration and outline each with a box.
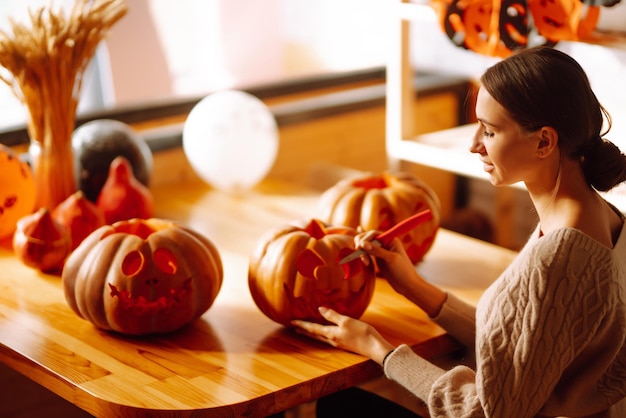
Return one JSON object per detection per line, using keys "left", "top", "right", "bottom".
{"left": 431, "top": 0, "right": 602, "bottom": 57}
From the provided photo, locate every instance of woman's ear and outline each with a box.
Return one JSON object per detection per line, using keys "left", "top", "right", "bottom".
{"left": 536, "top": 126, "right": 558, "bottom": 158}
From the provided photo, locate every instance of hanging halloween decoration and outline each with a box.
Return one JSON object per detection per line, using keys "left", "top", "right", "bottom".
{"left": 0, "top": 145, "right": 36, "bottom": 240}
{"left": 431, "top": 0, "right": 620, "bottom": 57}
{"left": 248, "top": 219, "right": 377, "bottom": 327}
{"left": 62, "top": 218, "right": 223, "bottom": 336}
{"left": 319, "top": 171, "right": 440, "bottom": 264}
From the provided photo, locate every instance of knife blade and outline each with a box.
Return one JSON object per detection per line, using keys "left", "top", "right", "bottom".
{"left": 338, "top": 209, "right": 433, "bottom": 265}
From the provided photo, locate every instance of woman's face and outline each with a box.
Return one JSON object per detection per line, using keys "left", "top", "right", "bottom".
{"left": 470, "top": 87, "right": 541, "bottom": 187}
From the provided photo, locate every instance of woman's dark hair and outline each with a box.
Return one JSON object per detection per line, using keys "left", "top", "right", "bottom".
{"left": 480, "top": 46, "right": 626, "bottom": 192}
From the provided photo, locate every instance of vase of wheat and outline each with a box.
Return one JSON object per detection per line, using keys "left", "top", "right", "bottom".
{"left": 0, "top": 0, "right": 127, "bottom": 210}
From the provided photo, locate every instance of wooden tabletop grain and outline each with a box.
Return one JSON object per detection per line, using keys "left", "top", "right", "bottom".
{"left": 0, "top": 179, "right": 516, "bottom": 417}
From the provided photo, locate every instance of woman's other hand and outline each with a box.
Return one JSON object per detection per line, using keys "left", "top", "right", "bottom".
{"left": 292, "top": 307, "right": 395, "bottom": 365}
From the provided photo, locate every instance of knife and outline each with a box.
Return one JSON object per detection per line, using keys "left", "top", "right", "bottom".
{"left": 338, "top": 209, "right": 433, "bottom": 265}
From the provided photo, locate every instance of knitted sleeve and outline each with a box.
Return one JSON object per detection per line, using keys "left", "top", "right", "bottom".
{"left": 431, "top": 292, "right": 476, "bottom": 348}
{"left": 384, "top": 229, "right": 613, "bottom": 418}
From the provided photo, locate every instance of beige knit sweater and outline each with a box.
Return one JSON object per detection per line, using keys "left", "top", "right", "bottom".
{"left": 384, "top": 223, "right": 626, "bottom": 417}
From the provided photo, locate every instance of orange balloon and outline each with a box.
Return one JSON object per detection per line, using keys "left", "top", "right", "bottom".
{"left": 0, "top": 145, "right": 36, "bottom": 239}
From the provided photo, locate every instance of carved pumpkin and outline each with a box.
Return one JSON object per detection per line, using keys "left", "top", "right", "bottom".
{"left": 319, "top": 171, "right": 440, "bottom": 264}
{"left": 0, "top": 145, "right": 36, "bottom": 240}
{"left": 248, "top": 218, "right": 376, "bottom": 326}
{"left": 12, "top": 208, "right": 72, "bottom": 273}
{"left": 62, "top": 218, "right": 223, "bottom": 335}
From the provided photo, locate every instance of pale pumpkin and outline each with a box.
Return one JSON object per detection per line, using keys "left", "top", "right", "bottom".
{"left": 319, "top": 171, "right": 441, "bottom": 264}
{"left": 248, "top": 218, "right": 376, "bottom": 326}
{"left": 62, "top": 218, "right": 223, "bottom": 335}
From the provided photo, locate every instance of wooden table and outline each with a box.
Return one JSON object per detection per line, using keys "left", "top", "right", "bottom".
{"left": 0, "top": 179, "right": 517, "bottom": 417}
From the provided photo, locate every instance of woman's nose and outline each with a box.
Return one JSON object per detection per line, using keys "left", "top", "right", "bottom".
{"left": 469, "top": 128, "right": 485, "bottom": 154}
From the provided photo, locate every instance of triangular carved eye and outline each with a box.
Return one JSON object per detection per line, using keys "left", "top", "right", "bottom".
{"left": 154, "top": 248, "right": 177, "bottom": 274}
{"left": 296, "top": 248, "right": 324, "bottom": 279}
{"left": 337, "top": 247, "right": 364, "bottom": 280}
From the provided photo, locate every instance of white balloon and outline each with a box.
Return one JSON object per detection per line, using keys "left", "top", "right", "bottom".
{"left": 182, "top": 90, "right": 279, "bottom": 192}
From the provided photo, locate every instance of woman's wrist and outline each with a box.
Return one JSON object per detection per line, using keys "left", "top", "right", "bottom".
{"left": 371, "top": 337, "right": 396, "bottom": 365}
{"left": 382, "top": 347, "right": 396, "bottom": 368}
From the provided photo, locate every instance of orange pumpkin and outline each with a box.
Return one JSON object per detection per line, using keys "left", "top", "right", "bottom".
{"left": 96, "top": 156, "right": 154, "bottom": 224}
{"left": 319, "top": 171, "right": 440, "bottom": 264}
{"left": 248, "top": 218, "right": 376, "bottom": 326}
{"left": 12, "top": 208, "right": 72, "bottom": 273}
{"left": 62, "top": 218, "right": 223, "bottom": 335}
{"left": 53, "top": 190, "right": 105, "bottom": 250}
{"left": 0, "top": 145, "right": 36, "bottom": 239}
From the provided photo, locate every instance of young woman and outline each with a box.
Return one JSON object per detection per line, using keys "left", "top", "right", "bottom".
{"left": 292, "top": 46, "right": 626, "bottom": 417}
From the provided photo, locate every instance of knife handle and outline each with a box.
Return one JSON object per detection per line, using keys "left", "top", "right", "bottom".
{"left": 375, "top": 209, "right": 433, "bottom": 246}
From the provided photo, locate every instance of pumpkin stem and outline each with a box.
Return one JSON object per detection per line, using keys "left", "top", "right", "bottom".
{"left": 352, "top": 175, "right": 389, "bottom": 190}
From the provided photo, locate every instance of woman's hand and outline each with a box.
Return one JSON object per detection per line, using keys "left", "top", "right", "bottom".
{"left": 355, "top": 232, "right": 447, "bottom": 318}
{"left": 356, "top": 232, "right": 422, "bottom": 296}
{"left": 292, "top": 307, "right": 395, "bottom": 365}
{"left": 292, "top": 307, "right": 394, "bottom": 364}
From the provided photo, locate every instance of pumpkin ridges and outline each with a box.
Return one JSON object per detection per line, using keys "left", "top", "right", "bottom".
{"left": 97, "top": 235, "right": 146, "bottom": 331}
{"left": 252, "top": 230, "right": 307, "bottom": 322}
{"left": 393, "top": 172, "right": 442, "bottom": 213}
{"left": 62, "top": 218, "right": 223, "bottom": 335}
{"left": 319, "top": 186, "right": 365, "bottom": 228}
{"left": 62, "top": 224, "right": 113, "bottom": 316}
{"left": 318, "top": 182, "right": 351, "bottom": 221}
{"left": 248, "top": 219, "right": 375, "bottom": 326}
{"left": 147, "top": 229, "right": 223, "bottom": 322}
{"left": 360, "top": 188, "right": 394, "bottom": 231}
{"left": 248, "top": 225, "right": 295, "bottom": 276}
{"left": 178, "top": 226, "right": 224, "bottom": 282}
{"left": 78, "top": 233, "right": 138, "bottom": 330}
{"left": 319, "top": 171, "right": 441, "bottom": 264}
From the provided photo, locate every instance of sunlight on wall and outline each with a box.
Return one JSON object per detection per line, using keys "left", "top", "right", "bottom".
{"left": 0, "top": 0, "right": 624, "bottom": 134}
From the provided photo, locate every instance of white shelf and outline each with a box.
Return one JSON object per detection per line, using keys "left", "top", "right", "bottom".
{"left": 385, "top": 0, "right": 626, "bottom": 215}
{"left": 388, "top": 123, "right": 492, "bottom": 182}
{"left": 391, "top": 123, "right": 626, "bottom": 210}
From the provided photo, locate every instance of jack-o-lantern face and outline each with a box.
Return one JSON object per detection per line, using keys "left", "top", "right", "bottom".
{"left": 248, "top": 219, "right": 376, "bottom": 326}
{"left": 107, "top": 247, "right": 194, "bottom": 322}
{"left": 62, "top": 218, "right": 223, "bottom": 335}
{"left": 0, "top": 145, "right": 36, "bottom": 240}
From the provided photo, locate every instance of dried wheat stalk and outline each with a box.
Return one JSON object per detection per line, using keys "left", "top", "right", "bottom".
{"left": 0, "top": 0, "right": 127, "bottom": 147}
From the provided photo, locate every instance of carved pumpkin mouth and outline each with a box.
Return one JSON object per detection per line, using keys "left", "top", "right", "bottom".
{"left": 108, "top": 278, "right": 193, "bottom": 315}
